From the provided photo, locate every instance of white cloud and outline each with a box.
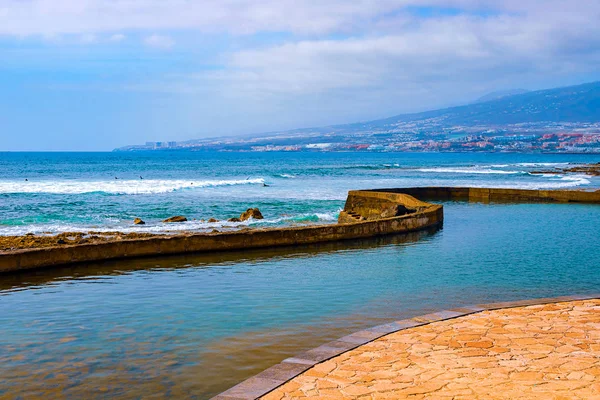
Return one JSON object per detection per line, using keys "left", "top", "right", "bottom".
{"left": 109, "top": 33, "right": 126, "bottom": 42}
{"left": 2, "top": 0, "right": 589, "bottom": 37}
{"left": 0, "top": 0, "right": 397, "bottom": 36}
{"left": 188, "top": 7, "right": 600, "bottom": 100}
{"left": 2, "top": 0, "right": 600, "bottom": 126}
{"left": 143, "top": 34, "right": 175, "bottom": 49}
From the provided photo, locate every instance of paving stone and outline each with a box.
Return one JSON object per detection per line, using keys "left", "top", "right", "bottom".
{"left": 260, "top": 299, "right": 600, "bottom": 399}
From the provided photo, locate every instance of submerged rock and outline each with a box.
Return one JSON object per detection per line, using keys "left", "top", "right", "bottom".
{"left": 163, "top": 216, "right": 188, "bottom": 223}
{"left": 240, "top": 208, "right": 264, "bottom": 221}
{"left": 228, "top": 217, "right": 241, "bottom": 222}
{"left": 133, "top": 218, "right": 145, "bottom": 225}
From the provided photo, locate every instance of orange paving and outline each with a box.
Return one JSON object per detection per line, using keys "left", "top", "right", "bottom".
{"left": 262, "top": 300, "right": 600, "bottom": 399}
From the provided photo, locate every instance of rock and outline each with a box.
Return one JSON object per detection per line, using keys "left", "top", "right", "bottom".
{"left": 56, "top": 238, "right": 66, "bottom": 244}
{"left": 228, "top": 217, "right": 241, "bottom": 222}
{"left": 208, "top": 218, "right": 218, "bottom": 223}
{"left": 133, "top": 218, "right": 145, "bottom": 225}
{"left": 163, "top": 216, "right": 187, "bottom": 223}
{"left": 240, "top": 208, "right": 264, "bottom": 221}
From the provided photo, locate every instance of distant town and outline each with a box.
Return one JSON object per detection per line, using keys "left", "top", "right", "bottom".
{"left": 116, "top": 81, "right": 600, "bottom": 154}
{"left": 121, "top": 122, "right": 600, "bottom": 154}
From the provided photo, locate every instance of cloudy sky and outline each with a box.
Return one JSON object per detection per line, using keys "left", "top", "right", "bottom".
{"left": 2, "top": 0, "right": 600, "bottom": 150}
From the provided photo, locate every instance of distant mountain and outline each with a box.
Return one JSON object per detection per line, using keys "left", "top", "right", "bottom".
{"left": 116, "top": 81, "right": 600, "bottom": 152}
{"left": 474, "top": 89, "right": 529, "bottom": 103}
{"left": 370, "top": 80, "right": 600, "bottom": 127}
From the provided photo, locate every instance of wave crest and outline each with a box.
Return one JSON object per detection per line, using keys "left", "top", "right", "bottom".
{"left": 0, "top": 178, "right": 266, "bottom": 195}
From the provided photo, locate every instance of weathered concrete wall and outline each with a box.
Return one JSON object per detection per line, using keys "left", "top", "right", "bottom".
{"left": 6, "top": 187, "right": 594, "bottom": 273}
{"left": 0, "top": 192, "right": 442, "bottom": 273}
{"left": 341, "top": 191, "right": 433, "bottom": 221}
{"left": 369, "top": 187, "right": 600, "bottom": 204}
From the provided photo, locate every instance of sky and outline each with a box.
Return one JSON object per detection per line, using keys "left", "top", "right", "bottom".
{"left": 1, "top": 1, "right": 600, "bottom": 151}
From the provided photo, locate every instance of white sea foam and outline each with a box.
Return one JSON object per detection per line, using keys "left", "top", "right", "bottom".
{"left": 0, "top": 210, "right": 341, "bottom": 236}
{"left": 558, "top": 174, "right": 591, "bottom": 185}
{"left": 0, "top": 178, "right": 266, "bottom": 195}
{"left": 462, "top": 174, "right": 591, "bottom": 190}
{"left": 417, "top": 167, "right": 523, "bottom": 175}
{"left": 277, "top": 174, "right": 296, "bottom": 179}
{"left": 514, "top": 162, "right": 571, "bottom": 167}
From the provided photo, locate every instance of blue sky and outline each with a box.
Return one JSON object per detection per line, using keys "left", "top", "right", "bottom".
{"left": 1, "top": 0, "right": 600, "bottom": 151}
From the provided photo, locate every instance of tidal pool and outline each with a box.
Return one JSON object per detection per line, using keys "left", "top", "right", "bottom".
{"left": 1, "top": 201, "right": 599, "bottom": 398}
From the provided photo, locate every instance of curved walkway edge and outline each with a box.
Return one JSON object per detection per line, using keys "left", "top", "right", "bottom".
{"left": 211, "top": 293, "right": 600, "bottom": 400}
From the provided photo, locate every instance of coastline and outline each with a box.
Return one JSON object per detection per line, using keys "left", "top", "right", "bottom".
{"left": 2, "top": 186, "right": 599, "bottom": 274}
{"left": 0, "top": 191, "right": 443, "bottom": 273}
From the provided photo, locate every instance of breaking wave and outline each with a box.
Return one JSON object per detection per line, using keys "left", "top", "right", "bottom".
{"left": 417, "top": 167, "right": 524, "bottom": 175}
{"left": 0, "top": 210, "right": 341, "bottom": 236}
{"left": 0, "top": 178, "right": 266, "bottom": 195}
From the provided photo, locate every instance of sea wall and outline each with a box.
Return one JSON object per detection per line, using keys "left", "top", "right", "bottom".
{"left": 0, "top": 192, "right": 442, "bottom": 273}
{"left": 367, "top": 187, "right": 600, "bottom": 204}
{"left": 4, "top": 187, "right": 596, "bottom": 273}
{"left": 340, "top": 191, "right": 433, "bottom": 222}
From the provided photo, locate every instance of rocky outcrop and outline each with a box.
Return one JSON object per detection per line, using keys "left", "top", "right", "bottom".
{"left": 531, "top": 163, "right": 600, "bottom": 177}
{"left": 563, "top": 163, "right": 600, "bottom": 176}
{"left": 133, "top": 218, "right": 145, "bottom": 225}
{"left": 163, "top": 216, "right": 188, "bottom": 223}
{"left": 240, "top": 208, "right": 264, "bottom": 221}
{"left": 228, "top": 217, "right": 241, "bottom": 222}
{"left": 208, "top": 218, "right": 219, "bottom": 223}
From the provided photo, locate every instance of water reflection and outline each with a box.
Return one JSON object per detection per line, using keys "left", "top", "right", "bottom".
{"left": 2, "top": 201, "right": 599, "bottom": 398}
{"left": 0, "top": 228, "right": 439, "bottom": 293}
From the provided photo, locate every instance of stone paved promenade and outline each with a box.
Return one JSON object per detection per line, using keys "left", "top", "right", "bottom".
{"left": 261, "top": 300, "right": 600, "bottom": 399}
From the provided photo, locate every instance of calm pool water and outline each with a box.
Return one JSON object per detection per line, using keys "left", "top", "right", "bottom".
{"left": 1, "top": 201, "right": 599, "bottom": 398}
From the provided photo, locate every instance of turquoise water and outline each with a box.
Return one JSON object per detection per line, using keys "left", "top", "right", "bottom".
{"left": 0, "top": 152, "right": 599, "bottom": 398}
{"left": 1, "top": 201, "right": 600, "bottom": 398}
{"left": 1, "top": 152, "right": 598, "bottom": 235}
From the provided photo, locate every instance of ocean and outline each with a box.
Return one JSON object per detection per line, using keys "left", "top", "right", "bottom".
{"left": 1, "top": 151, "right": 599, "bottom": 398}
{"left": 0, "top": 152, "right": 598, "bottom": 235}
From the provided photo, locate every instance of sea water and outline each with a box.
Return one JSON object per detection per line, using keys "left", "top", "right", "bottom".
{"left": 0, "top": 152, "right": 599, "bottom": 398}
{"left": 0, "top": 152, "right": 598, "bottom": 235}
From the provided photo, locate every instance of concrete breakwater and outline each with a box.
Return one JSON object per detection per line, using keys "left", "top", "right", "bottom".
{"left": 0, "top": 191, "right": 443, "bottom": 273}
{"left": 371, "top": 186, "right": 600, "bottom": 204}
{"left": 2, "top": 187, "right": 599, "bottom": 274}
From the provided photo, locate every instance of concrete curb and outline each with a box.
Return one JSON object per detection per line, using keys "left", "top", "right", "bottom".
{"left": 211, "top": 293, "right": 600, "bottom": 400}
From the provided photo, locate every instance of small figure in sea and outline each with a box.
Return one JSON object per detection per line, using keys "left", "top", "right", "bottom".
{"left": 263, "top": 183, "right": 269, "bottom": 187}
{"left": 115, "top": 176, "right": 118, "bottom": 180}
{"left": 25, "top": 178, "right": 28, "bottom": 181}
{"left": 140, "top": 176, "right": 143, "bottom": 180}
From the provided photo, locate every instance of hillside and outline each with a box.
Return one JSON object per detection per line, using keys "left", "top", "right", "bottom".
{"left": 116, "top": 81, "right": 600, "bottom": 153}
{"left": 336, "top": 81, "right": 600, "bottom": 132}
